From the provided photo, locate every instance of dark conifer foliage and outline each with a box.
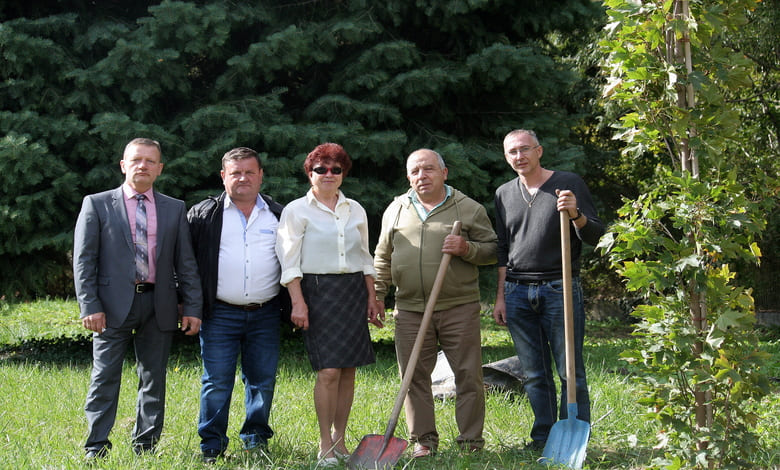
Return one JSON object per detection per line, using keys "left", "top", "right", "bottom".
{"left": 0, "top": 0, "right": 604, "bottom": 298}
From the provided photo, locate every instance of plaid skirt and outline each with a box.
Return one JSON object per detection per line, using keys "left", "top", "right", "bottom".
{"left": 300, "top": 272, "right": 376, "bottom": 371}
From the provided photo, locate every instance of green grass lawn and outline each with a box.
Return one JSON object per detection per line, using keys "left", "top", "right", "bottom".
{"left": 1, "top": 299, "right": 778, "bottom": 469}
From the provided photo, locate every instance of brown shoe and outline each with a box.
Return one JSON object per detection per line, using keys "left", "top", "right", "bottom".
{"left": 412, "top": 444, "right": 434, "bottom": 458}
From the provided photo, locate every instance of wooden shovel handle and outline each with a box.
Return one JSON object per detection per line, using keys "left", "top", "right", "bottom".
{"left": 560, "top": 211, "right": 577, "bottom": 405}
{"left": 383, "top": 221, "right": 462, "bottom": 440}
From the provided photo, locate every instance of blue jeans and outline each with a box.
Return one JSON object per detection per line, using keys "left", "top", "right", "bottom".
{"left": 503, "top": 278, "right": 590, "bottom": 443}
{"left": 198, "top": 299, "right": 280, "bottom": 453}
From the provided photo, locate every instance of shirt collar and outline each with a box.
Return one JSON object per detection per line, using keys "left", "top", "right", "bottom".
{"left": 305, "top": 188, "right": 347, "bottom": 207}
{"left": 122, "top": 184, "right": 154, "bottom": 203}
{"left": 408, "top": 184, "right": 452, "bottom": 219}
{"left": 223, "top": 193, "right": 266, "bottom": 211}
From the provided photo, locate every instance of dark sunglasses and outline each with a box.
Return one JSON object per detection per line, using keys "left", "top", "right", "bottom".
{"left": 312, "top": 166, "right": 343, "bottom": 175}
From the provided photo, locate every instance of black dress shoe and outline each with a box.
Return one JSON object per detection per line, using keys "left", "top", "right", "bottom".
{"left": 133, "top": 444, "right": 156, "bottom": 455}
{"left": 85, "top": 447, "right": 109, "bottom": 461}
{"left": 202, "top": 450, "right": 221, "bottom": 464}
{"left": 523, "top": 440, "right": 546, "bottom": 452}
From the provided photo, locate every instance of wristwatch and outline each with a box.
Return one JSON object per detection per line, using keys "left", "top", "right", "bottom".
{"left": 571, "top": 208, "right": 583, "bottom": 222}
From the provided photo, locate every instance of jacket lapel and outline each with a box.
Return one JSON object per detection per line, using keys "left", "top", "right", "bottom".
{"left": 153, "top": 191, "right": 167, "bottom": 259}
{"left": 112, "top": 187, "right": 134, "bottom": 253}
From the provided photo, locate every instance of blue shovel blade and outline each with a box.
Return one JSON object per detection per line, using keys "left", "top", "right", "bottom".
{"left": 540, "top": 403, "right": 590, "bottom": 469}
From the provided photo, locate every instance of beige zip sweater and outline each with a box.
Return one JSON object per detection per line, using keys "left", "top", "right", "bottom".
{"left": 374, "top": 188, "right": 497, "bottom": 312}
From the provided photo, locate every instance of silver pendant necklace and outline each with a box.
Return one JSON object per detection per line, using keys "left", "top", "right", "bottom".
{"left": 520, "top": 183, "right": 539, "bottom": 207}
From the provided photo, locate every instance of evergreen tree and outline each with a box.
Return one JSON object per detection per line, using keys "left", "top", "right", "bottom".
{"left": 1, "top": 0, "right": 604, "bottom": 298}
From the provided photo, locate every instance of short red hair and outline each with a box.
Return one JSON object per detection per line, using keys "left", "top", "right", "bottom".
{"left": 303, "top": 143, "right": 353, "bottom": 177}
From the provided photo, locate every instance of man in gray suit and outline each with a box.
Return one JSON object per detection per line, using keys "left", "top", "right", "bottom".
{"left": 73, "top": 137, "right": 202, "bottom": 460}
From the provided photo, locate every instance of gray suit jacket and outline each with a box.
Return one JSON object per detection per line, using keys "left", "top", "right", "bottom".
{"left": 73, "top": 186, "right": 202, "bottom": 330}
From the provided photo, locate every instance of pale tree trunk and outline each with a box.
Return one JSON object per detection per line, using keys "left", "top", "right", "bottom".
{"left": 674, "top": 0, "right": 712, "bottom": 461}
{"left": 675, "top": 0, "right": 699, "bottom": 177}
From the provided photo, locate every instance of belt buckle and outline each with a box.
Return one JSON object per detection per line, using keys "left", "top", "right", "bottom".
{"left": 135, "top": 283, "right": 146, "bottom": 294}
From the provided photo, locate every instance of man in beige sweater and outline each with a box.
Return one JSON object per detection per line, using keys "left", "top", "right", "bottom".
{"left": 374, "top": 149, "right": 497, "bottom": 458}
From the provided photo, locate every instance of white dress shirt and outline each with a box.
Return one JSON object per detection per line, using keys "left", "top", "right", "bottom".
{"left": 276, "top": 189, "right": 376, "bottom": 286}
{"left": 216, "top": 194, "right": 281, "bottom": 305}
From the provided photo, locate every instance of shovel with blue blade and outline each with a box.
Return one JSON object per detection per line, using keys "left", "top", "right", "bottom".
{"left": 540, "top": 211, "right": 590, "bottom": 469}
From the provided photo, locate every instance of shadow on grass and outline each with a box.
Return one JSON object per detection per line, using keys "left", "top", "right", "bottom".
{"left": 0, "top": 327, "right": 524, "bottom": 409}
{"left": 0, "top": 327, "right": 296, "bottom": 367}
{"left": 0, "top": 335, "right": 94, "bottom": 364}
{"left": 0, "top": 326, "right": 397, "bottom": 368}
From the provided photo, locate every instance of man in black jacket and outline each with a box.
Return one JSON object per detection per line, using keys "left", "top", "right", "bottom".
{"left": 187, "top": 147, "right": 287, "bottom": 463}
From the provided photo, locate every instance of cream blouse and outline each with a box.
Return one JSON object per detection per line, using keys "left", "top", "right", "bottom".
{"left": 276, "top": 188, "right": 376, "bottom": 286}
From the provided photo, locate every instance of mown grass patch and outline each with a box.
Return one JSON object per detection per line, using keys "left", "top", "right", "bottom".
{"left": 0, "top": 300, "right": 777, "bottom": 469}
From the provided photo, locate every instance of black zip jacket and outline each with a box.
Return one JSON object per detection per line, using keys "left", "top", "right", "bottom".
{"left": 187, "top": 192, "right": 290, "bottom": 320}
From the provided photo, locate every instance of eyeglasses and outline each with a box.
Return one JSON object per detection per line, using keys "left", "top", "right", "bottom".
{"left": 506, "top": 145, "right": 540, "bottom": 156}
{"left": 312, "top": 166, "right": 343, "bottom": 175}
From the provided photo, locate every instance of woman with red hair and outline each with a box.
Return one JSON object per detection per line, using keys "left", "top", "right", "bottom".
{"left": 276, "top": 143, "right": 382, "bottom": 465}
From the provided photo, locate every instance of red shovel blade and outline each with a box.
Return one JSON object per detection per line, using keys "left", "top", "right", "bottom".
{"left": 347, "top": 434, "right": 408, "bottom": 469}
